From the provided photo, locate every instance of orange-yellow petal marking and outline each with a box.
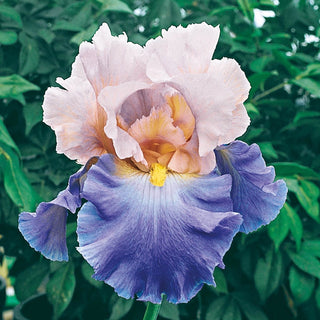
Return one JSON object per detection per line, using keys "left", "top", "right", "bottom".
{"left": 149, "top": 163, "right": 167, "bottom": 187}
{"left": 166, "top": 94, "right": 195, "bottom": 141}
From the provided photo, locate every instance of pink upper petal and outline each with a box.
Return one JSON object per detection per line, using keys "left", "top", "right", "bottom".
{"left": 43, "top": 76, "right": 112, "bottom": 164}
{"left": 145, "top": 22, "right": 220, "bottom": 82}
{"left": 43, "top": 23, "right": 148, "bottom": 164}
{"left": 79, "top": 23, "right": 147, "bottom": 93}
{"left": 167, "top": 58, "right": 250, "bottom": 157}
{"left": 98, "top": 82, "right": 151, "bottom": 164}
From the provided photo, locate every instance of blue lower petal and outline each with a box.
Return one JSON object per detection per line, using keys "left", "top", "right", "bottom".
{"left": 77, "top": 155, "right": 242, "bottom": 304}
{"left": 214, "top": 141, "right": 287, "bottom": 233}
{"left": 18, "top": 157, "right": 98, "bottom": 261}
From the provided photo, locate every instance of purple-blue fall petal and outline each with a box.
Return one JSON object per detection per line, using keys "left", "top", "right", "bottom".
{"left": 77, "top": 154, "right": 242, "bottom": 304}
{"left": 18, "top": 157, "right": 98, "bottom": 261}
{"left": 214, "top": 141, "right": 287, "bottom": 233}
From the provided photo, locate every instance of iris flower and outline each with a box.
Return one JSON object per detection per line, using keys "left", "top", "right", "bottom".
{"left": 19, "top": 23, "right": 287, "bottom": 304}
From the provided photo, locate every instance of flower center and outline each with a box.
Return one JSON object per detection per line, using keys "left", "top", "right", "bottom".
{"left": 149, "top": 163, "right": 167, "bottom": 187}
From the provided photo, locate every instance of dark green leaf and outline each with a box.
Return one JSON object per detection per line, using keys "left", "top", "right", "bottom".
{"left": 14, "top": 260, "right": 50, "bottom": 301}
{"left": 0, "top": 74, "right": 39, "bottom": 104}
{"left": 19, "top": 32, "right": 40, "bottom": 75}
{"left": 0, "top": 143, "right": 40, "bottom": 211}
{"left": 99, "top": 0, "right": 133, "bottom": 13}
{"left": 159, "top": 299, "right": 179, "bottom": 320}
{"left": 288, "top": 250, "right": 320, "bottom": 279}
{"left": 238, "top": 300, "right": 268, "bottom": 320}
{"left": 206, "top": 296, "right": 229, "bottom": 320}
{"left": 81, "top": 261, "right": 103, "bottom": 288}
{"left": 301, "top": 240, "right": 320, "bottom": 258}
{"left": 295, "top": 180, "right": 319, "bottom": 222}
{"left": 289, "top": 266, "right": 315, "bottom": 305}
{"left": 23, "top": 102, "right": 43, "bottom": 135}
{"left": 258, "top": 142, "right": 279, "bottom": 160}
{"left": 0, "top": 30, "right": 17, "bottom": 45}
{"left": 47, "top": 262, "right": 76, "bottom": 320}
{"left": 109, "top": 296, "right": 134, "bottom": 320}
{"left": 237, "top": 0, "right": 254, "bottom": 21}
{"left": 284, "top": 203, "right": 303, "bottom": 251}
{"left": 268, "top": 207, "right": 289, "bottom": 250}
{"left": 315, "top": 284, "right": 320, "bottom": 309}
{"left": 70, "top": 24, "right": 99, "bottom": 46}
{"left": 272, "top": 162, "right": 320, "bottom": 180}
{"left": 0, "top": 117, "right": 20, "bottom": 156}
{"left": 254, "top": 248, "right": 283, "bottom": 302}
{"left": 149, "top": 0, "right": 181, "bottom": 29}
{"left": 213, "top": 268, "right": 228, "bottom": 294}
{"left": 0, "top": 5, "right": 23, "bottom": 27}
{"left": 291, "top": 78, "right": 320, "bottom": 97}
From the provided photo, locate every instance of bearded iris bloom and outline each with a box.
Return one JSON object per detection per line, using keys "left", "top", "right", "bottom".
{"left": 19, "top": 23, "right": 287, "bottom": 304}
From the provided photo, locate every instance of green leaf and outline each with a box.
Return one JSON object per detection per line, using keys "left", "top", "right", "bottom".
{"left": 293, "top": 111, "right": 320, "bottom": 124}
{"left": 291, "top": 78, "right": 320, "bottom": 97}
{"left": 109, "top": 296, "right": 134, "bottom": 320}
{"left": 272, "top": 51, "right": 300, "bottom": 76}
{"left": 284, "top": 203, "right": 303, "bottom": 251}
{"left": 249, "top": 56, "right": 272, "bottom": 73}
{"left": 81, "top": 261, "right": 103, "bottom": 288}
{"left": 0, "top": 74, "right": 40, "bottom": 105}
{"left": 149, "top": 0, "right": 181, "bottom": 29}
{"left": 288, "top": 250, "right": 320, "bottom": 279}
{"left": 268, "top": 207, "right": 289, "bottom": 251}
{"left": 0, "top": 117, "right": 20, "bottom": 156}
{"left": 244, "top": 102, "right": 260, "bottom": 118}
{"left": 19, "top": 32, "right": 40, "bottom": 76}
{"left": 47, "top": 262, "right": 76, "bottom": 320}
{"left": 238, "top": 299, "right": 268, "bottom": 320}
{"left": 213, "top": 268, "right": 228, "bottom": 294}
{"left": 272, "top": 162, "right": 320, "bottom": 180}
{"left": 301, "top": 240, "right": 320, "bottom": 258}
{"left": 98, "top": 0, "right": 133, "bottom": 13}
{"left": 23, "top": 102, "right": 43, "bottom": 135}
{"left": 206, "top": 296, "right": 241, "bottom": 320}
{"left": 295, "top": 180, "right": 319, "bottom": 222}
{"left": 254, "top": 248, "right": 283, "bottom": 302}
{"left": 237, "top": 0, "right": 254, "bottom": 21}
{"left": 249, "top": 72, "right": 274, "bottom": 96}
{"left": 315, "top": 284, "right": 320, "bottom": 309}
{"left": 0, "top": 5, "right": 23, "bottom": 27}
{"left": 70, "top": 24, "right": 99, "bottom": 46}
{"left": 208, "top": 6, "right": 236, "bottom": 16}
{"left": 158, "top": 300, "right": 179, "bottom": 320}
{"left": 14, "top": 260, "right": 50, "bottom": 301}
{"left": 0, "top": 30, "right": 17, "bottom": 45}
{"left": 0, "top": 143, "right": 40, "bottom": 211}
{"left": 289, "top": 266, "right": 315, "bottom": 305}
{"left": 258, "top": 142, "right": 279, "bottom": 160}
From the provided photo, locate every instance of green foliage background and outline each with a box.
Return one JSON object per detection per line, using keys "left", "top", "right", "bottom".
{"left": 0, "top": 0, "right": 319, "bottom": 319}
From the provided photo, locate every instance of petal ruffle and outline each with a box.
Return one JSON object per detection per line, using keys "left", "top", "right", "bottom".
{"left": 145, "top": 23, "right": 220, "bottom": 82}
{"left": 18, "top": 158, "right": 98, "bottom": 261}
{"left": 167, "top": 59, "right": 250, "bottom": 159}
{"left": 214, "top": 141, "right": 288, "bottom": 233}
{"left": 77, "top": 154, "right": 242, "bottom": 303}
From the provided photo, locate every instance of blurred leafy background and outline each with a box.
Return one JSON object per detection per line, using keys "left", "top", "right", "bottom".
{"left": 0, "top": 0, "right": 320, "bottom": 319}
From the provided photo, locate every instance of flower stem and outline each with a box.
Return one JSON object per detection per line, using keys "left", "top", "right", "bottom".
{"left": 143, "top": 302, "right": 162, "bottom": 320}
{"left": 251, "top": 81, "right": 287, "bottom": 103}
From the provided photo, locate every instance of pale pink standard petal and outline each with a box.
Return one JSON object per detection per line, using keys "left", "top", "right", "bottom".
{"left": 43, "top": 76, "right": 113, "bottom": 164}
{"left": 79, "top": 23, "right": 147, "bottom": 94}
{"left": 168, "top": 134, "right": 215, "bottom": 174}
{"left": 145, "top": 22, "right": 220, "bottom": 82}
{"left": 167, "top": 58, "right": 250, "bottom": 157}
{"left": 98, "top": 82, "right": 151, "bottom": 164}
